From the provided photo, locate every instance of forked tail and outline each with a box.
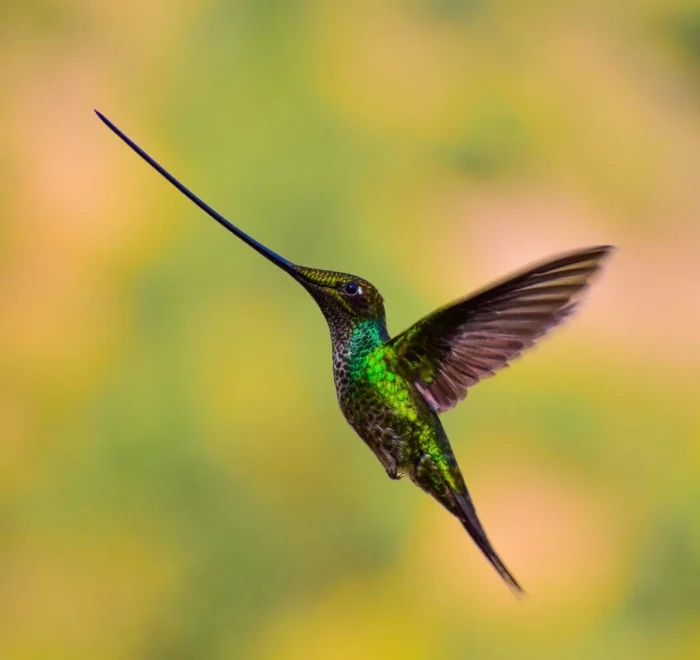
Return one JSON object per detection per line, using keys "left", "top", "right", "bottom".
{"left": 452, "top": 489, "right": 525, "bottom": 595}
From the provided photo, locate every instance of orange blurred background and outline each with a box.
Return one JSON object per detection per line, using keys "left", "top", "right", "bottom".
{"left": 2, "top": 1, "right": 700, "bottom": 658}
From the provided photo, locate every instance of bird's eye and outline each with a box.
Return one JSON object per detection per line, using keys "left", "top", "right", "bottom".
{"left": 343, "top": 282, "right": 362, "bottom": 296}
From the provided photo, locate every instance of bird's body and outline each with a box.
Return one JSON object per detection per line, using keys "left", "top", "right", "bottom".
{"left": 330, "top": 315, "right": 453, "bottom": 491}
{"left": 335, "top": 327, "right": 505, "bottom": 586}
{"left": 97, "top": 110, "right": 613, "bottom": 594}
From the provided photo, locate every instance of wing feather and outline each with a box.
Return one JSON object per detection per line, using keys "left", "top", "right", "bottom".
{"left": 388, "top": 246, "right": 614, "bottom": 412}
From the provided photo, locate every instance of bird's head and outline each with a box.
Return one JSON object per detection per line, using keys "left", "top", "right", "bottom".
{"left": 292, "top": 267, "right": 386, "bottom": 327}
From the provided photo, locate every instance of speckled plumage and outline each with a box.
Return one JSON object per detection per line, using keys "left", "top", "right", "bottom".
{"left": 97, "top": 110, "right": 614, "bottom": 595}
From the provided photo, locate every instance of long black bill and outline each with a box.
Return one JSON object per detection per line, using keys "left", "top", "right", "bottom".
{"left": 95, "top": 110, "right": 302, "bottom": 279}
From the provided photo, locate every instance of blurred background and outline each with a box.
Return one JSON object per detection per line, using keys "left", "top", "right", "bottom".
{"left": 2, "top": 0, "right": 700, "bottom": 658}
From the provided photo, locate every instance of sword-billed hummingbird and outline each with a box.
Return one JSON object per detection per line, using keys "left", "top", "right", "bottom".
{"left": 96, "top": 110, "right": 613, "bottom": 594}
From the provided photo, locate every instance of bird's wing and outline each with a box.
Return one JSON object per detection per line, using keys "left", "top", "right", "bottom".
{"left": 386, "top": 246, "right": 614, "bottom": 412}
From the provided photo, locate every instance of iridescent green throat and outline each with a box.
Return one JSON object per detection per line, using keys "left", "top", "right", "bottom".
{"left": 345, "top": 319, "right": 390, "bottom": 380}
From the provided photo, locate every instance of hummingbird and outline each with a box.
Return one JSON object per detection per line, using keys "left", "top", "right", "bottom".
{"left": 96, "top": 110, "right": 613, "bottom": 594}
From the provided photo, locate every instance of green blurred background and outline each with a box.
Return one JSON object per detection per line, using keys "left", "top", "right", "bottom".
{"left": 2, "top": 0, "right": 700, "bottom": 658}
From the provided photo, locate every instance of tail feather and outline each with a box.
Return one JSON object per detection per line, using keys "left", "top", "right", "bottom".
{"left": 453, "top": 489, "right": 525, "bottom": 595}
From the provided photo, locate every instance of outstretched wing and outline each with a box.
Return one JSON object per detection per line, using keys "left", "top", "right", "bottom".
{"left": 387, "top": 246, "right": 614, "bottom": 412}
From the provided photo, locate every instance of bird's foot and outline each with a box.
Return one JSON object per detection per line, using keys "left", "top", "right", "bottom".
{"left": 386, "top": 467, "right": 403, "bottom": 480}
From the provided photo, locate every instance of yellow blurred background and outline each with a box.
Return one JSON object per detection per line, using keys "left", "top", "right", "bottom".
{"left": 2, "top": 0, "right": 700, "bottom": 658}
